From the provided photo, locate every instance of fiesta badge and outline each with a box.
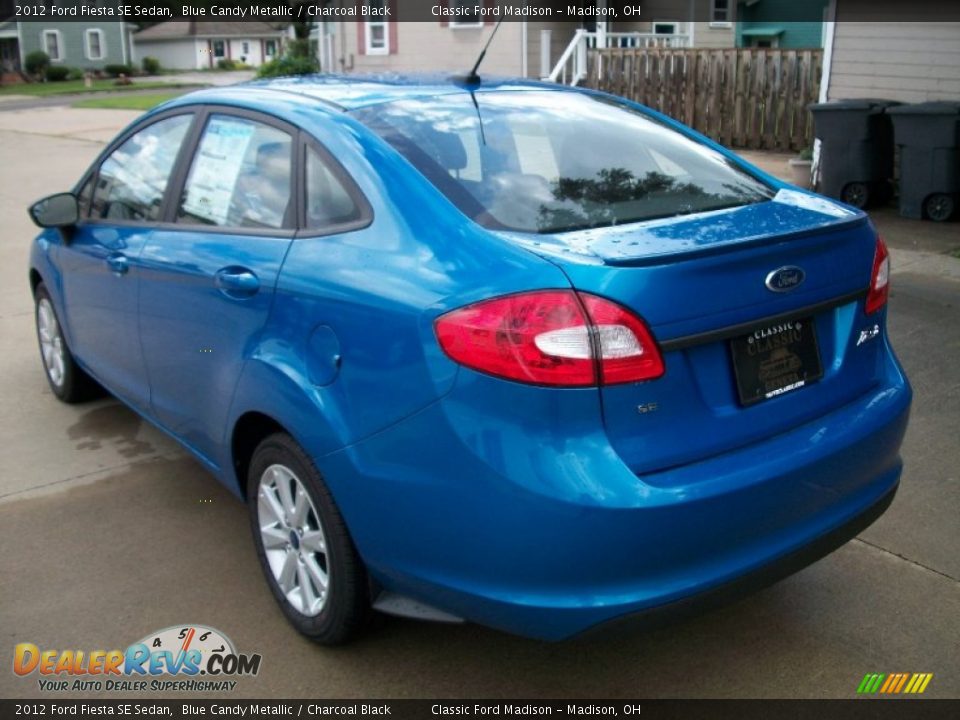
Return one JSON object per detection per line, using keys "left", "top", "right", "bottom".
{"left": 765, "top": 266, "right": 805, "bottom": 292}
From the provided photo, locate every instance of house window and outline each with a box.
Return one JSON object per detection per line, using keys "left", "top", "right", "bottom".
{"left": 653, "top": 22, "right": 679, "bottom": 36}
{"left": 450, "top": 0, "right": 482, "bottom": 27}
{"left": 212, "top": 40, "right": 225, "bottom": 58}
{"left": 365, "top": 0, "right": 389, "bottom": 54}
{"left": 85, "top": 29, "right": 104, "bottom": 61}
{"left": 42, "top": 30, "right": 62, "bottom": 61}
{"left": 265, "top": 40, "right": 277, "bottom": 57}
{"left": 711, "top": 0, "right": 732, "bottom": 26}
{"left": 242, "top": 41, "right": 250, "bottom": 55}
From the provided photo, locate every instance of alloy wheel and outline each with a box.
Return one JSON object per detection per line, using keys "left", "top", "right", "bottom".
{"left": 257, "top": 463, "right": 329, "bottom": 616}
{"left": 37, "top": 298, "right": 66, "bottom": 389}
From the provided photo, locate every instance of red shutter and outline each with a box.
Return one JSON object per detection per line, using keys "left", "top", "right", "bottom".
{"left": 484, "top": 0, "right": 495, "bottom": 25}
{"left": 357, "top": 21, "right": 365, "bottom": 56}
{"left": 389, "top": 1, "right": 399, "bottom": 54}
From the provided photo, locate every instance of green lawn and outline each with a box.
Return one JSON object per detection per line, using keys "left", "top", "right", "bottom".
{"left": 0, "top": 79, "right": 195, "bottom": 97}
{"left": 72, "top": 92, "right": 183, "bottom": 111}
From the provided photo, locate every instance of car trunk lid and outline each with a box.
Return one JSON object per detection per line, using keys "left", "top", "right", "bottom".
{"left": 497, "top": 190, "right": 887, "bottom": 479}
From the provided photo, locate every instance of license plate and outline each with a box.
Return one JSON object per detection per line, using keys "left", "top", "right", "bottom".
{"left": 729, "top": 317, "right": 823, "bottom": 406}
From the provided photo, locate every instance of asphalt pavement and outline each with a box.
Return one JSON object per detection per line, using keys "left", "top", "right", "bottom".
{"left": 0, "top": 108, "right": 957, "bottom": 700}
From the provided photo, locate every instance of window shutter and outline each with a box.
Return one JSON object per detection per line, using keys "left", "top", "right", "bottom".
{"left": 484, "top": 0, "right": 496, "bottom": 25}
{"left": 357, "top": 22, "right": 365, "bottom": 56}
{"left": 389, "top": 1, "right": 399, "bottom": 54}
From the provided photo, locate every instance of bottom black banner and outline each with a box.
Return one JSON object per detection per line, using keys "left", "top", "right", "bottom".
{"left": 1, "top": 700, "right": 958, "bottom": 720}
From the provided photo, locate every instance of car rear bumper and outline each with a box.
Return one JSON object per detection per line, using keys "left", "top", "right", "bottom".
{"left": 581, "top": 480, "right": 897, "bottom": 640}
{"left": 321, "top": 343, "right": 911, "bottom": 641}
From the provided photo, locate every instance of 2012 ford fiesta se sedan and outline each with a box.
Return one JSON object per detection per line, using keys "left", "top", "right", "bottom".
{"left": 28, "top": 75, "right": 911, "bottom": 644}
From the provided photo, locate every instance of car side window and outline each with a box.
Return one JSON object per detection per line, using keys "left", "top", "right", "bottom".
{"left": 178, "top": 115, "right": 293, "bottom": 230}
{"left": 76, "top": 175, "right": 95, "bottom": 218}
{"left": 305, "top": 146, "right": 363, "bottom": 230}
{"left": 90, "top": 114, "right": 193, "bottom": 223}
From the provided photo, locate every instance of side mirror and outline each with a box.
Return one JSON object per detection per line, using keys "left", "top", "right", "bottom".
{"left": 29, "top": 193, "right": 79, "bottom": 228}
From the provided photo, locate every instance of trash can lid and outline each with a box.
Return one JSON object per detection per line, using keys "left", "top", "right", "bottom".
{"left": 809, "top": 98, "right": 902, "bottom": 112}
{"left": 887, "top": 101, "right": 960, "bottom": 115}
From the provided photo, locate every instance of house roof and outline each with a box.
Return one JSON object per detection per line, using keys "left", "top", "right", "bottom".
{"left": 135, "top": 21, "right": 286, "bottom": 41}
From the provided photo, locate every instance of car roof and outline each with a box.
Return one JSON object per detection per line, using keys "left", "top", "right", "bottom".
{"left": 165, "top": 73, "right": 570, "bottom": 113}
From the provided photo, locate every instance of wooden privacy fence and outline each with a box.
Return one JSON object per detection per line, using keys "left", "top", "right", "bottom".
{"left": 584, "top": 48, "right": 823, "bottom": 152}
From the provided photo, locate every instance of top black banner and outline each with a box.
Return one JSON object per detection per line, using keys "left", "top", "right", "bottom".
{"left": 3, "top": 0, "right": 960, "bottom": 23}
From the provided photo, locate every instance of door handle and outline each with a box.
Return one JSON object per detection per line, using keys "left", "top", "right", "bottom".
{"left": 106, "top": 253, "right": 129, "bottom": 275}
{"left": 215, "top": 267, "right": 260, "bottom": 297}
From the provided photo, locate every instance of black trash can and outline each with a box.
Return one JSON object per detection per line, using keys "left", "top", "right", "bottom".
{"left": 888, "top": 101, "right": 960, "bottom": 222}
{"left": 809, "top": 99, "right": 901, "bottom": 209}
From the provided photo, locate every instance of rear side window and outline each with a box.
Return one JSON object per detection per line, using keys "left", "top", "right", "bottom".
{"left": 355, "top": 92, "right": 774, "bottom": 233}
{"left": 178, "top": 115, "right": 293, "bottom": 230}
{"left": 305, "top": 146, "right": 363, "bottom": 230}
{"left": 90, "top": 114, "right": 193, "bottom": 222}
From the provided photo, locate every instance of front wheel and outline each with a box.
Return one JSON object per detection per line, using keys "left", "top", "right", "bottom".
{"left": 34, "top": 283, "right": 101, "bottom": 403}
{"left": 247, "top": 433, "right": 369, "bottom": 645}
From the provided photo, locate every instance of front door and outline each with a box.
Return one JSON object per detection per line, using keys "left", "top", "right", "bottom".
{"left": 138, "top": 111, "right": 297, "bottom": 463}
{"left": 60, "top": 113, "right": 195, "bottom": 408}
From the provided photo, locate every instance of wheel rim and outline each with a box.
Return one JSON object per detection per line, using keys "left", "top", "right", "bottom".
{"left": 37, "top": 298, "right": 66, "bottom": 388}
{"left": 926, "top": 195, "right": 953, "bottom": 222}
{"left": 257, "top": 463, "right": 329, "bottom": 617}
{"left": 843, "top": 183, "right": 868, "bottom": 208}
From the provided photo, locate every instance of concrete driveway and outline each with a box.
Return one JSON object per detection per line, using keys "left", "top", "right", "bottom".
{"left": 0, "top": 107, "right": 957, "bottom": 700}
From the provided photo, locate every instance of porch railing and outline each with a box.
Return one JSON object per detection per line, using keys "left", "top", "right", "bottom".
{"left": 546, "top": 30, "right": 690, "bottom": 85}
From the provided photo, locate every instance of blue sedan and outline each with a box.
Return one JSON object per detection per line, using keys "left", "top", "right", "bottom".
{"left": 28, "top": 75, "right": 910, "bottom": 643}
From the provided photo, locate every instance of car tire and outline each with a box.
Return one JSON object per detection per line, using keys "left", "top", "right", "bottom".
{"left": 34, "top": 283, "right": 102, "bottom": 403}
{"left": 247, "top": 432, "right": 369, "bottom": 645}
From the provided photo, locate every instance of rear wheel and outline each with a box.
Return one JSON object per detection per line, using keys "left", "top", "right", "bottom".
{"left": 247, "top": 433, "right": 369, "bottom": 645}
{"left": 924, "top": 193, "right": 955, "bottom": 222}
{"left": 34, "top": 283, "right": 101, "bottom": 403}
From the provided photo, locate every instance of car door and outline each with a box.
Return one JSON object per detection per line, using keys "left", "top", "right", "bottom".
{"left": 60, "top": 112, "right": 196, "bottom": 409}
{"left": 137, "top": 109, "right": 298, "bottom": 463}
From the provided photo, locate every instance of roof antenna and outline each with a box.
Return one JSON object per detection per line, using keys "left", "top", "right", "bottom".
{"left": 458, "top": 19, "right": 504, "bottom": 85}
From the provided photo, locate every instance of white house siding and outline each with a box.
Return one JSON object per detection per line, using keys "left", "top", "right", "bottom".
{"left": 134, "top": 39, "right": 201, "bottom": 70}
{"left": 340, "top": 21, "right": 525, "bottom": 76}
{"left": 690, "top": 21, "right": 736, "bottom": 48}
{"left": 228, "top": 38, "right": 264, "bottom": 67}
{"left": 827, "top": 22, "right": 960, "bottom": 102}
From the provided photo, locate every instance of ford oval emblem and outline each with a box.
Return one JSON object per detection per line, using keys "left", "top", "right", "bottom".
{"left": 765, "top": 266, "right": 805, "bottom": 293}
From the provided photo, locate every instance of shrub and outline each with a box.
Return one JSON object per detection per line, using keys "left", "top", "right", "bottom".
{"left": 103, "top": 63, "right": 134, "bottom": 78}
{"left": 216, "top": 58, "right": 238, "bottom": 70}
{"left": 66, "top": 67, "right": 86, "bottom": 81}
{"left": 25, "top": 50, "right": 50, "bottom": 78}
{"left": 142, "top": 56, "right": 161, "bottom": 75}
{"left": 256, "top": 54, "right": 319, "bottom": 79}
{"left": 286, "top": 39, "right": 312, "bottom": 59}
{"left": 44, "top": 65, "right": 71, "bottom": 82}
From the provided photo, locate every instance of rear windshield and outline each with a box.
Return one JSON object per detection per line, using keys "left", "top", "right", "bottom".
{"left": 354, "top": 90, "right": 774, "bottom": 234}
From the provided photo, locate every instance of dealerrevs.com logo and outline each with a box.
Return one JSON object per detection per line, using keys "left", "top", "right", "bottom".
{"left": 13, "top": 625, "right": 262, "bottom": 693}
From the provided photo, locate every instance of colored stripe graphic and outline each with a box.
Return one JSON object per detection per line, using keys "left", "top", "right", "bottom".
{"left": 858, "top": 672, "right": 933, "bottom": 694}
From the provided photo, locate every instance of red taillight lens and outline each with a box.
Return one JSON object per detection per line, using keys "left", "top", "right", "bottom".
{"left": 580, "top": 294, "right": 665, "bottom": 384}
{"left": 434, "top": 290, "right": 664, "bottom": 387}
{"left": 865, "top": 235, "right": 890, "bottom": 314}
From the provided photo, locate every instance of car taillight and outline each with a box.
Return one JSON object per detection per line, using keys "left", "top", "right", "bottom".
{"left": 865, "top": 235, "right": 890, "bottom": 314}
{"left": 434, "top": 290, "right": 664, "bottom": 387}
